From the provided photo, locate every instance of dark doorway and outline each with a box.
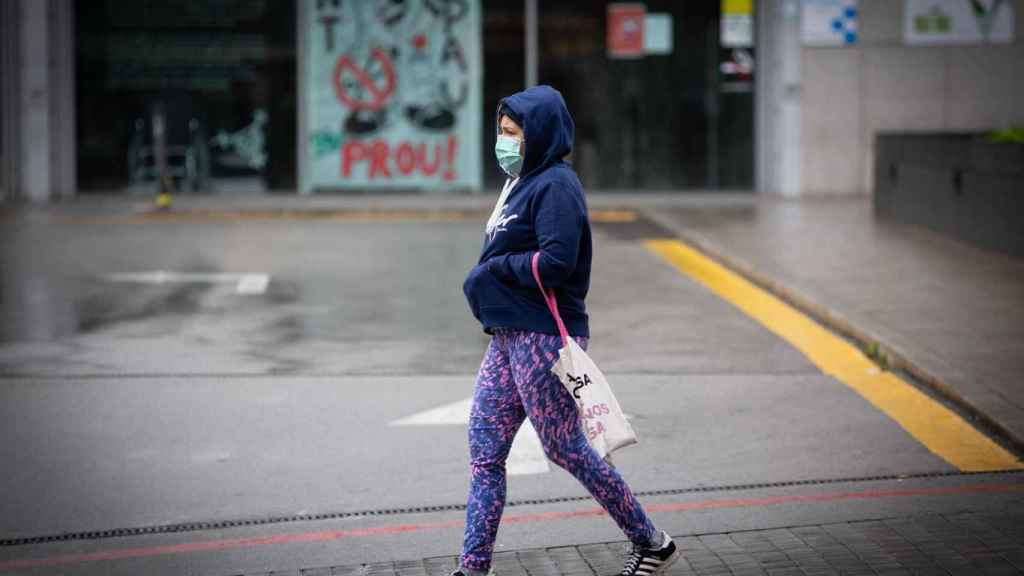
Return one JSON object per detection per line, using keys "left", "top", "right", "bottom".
{"left": 531, "top": 1, "right": 754, "bottom": 191}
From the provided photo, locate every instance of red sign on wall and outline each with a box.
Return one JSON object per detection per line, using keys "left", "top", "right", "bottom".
{"left": 607, "top": 3, "right": 646, "bottom": 59}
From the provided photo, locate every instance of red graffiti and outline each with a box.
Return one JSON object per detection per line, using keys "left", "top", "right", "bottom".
{"left": 333, "top": 48, "right": 396, "bottom": 111}
{"left": 342, "top": 136, "right": 458, "bottom": 182}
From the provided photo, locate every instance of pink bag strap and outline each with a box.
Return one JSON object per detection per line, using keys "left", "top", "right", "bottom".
{"left": 532, "top": 252, "right": 570, "bottom": 347}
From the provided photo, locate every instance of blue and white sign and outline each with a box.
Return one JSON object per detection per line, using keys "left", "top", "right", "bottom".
{"left": 802, "top": 0, "right": 859, "bottom": 46}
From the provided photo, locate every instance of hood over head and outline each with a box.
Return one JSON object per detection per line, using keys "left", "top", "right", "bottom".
{"left": 497, "top": 85, "right": 574, "bottom": 179}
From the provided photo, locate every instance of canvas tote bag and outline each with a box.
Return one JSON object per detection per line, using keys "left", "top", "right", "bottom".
{"left": 531, "top": 253, "right": 638, "bottom": 460}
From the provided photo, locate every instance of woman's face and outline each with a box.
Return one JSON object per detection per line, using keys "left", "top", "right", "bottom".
{"left": 499, "top": 115, "right": 525, "bottom": 155}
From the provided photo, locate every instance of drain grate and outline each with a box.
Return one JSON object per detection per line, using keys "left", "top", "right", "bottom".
{"left": 2, "top": 468, "right": 1022, "bottom": 547}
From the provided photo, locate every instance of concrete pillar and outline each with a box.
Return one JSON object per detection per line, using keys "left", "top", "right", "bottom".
{"left": 755, "top": 0, "right": 802, "bottom": 196}
{"left": 525, "top": 0, "right": 538, "bottom": 88}
{"left": 13, "top": 0, "right": 76, "bottom": 202}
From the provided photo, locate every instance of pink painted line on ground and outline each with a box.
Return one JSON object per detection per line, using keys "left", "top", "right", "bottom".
{"left": 0, "top": 521, "right": 463, "bottom": 571}
{"left": 2, "top": 483, "right": 1022, "bottom": 571}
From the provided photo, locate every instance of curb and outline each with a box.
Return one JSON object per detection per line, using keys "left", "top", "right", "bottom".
{"left": 641, "top": 211, "right": 1024, "bottom": 456}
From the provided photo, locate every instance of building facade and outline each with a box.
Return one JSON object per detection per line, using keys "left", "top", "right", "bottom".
{"left": 0, "top": 0, "right": 1020, "bottom": 201}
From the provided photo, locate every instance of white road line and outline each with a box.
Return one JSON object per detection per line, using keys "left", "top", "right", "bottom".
{"left": 105, "top": 271, "right": 270, "bottom": 295}
{"left": 390, "top": 397, "right": 472, "bottom": 426}
{"left": 390, "top": 397, "right": 551, "bottom": 476}
{"left": 236, "top": 274, "right": 270, "bottom": 295}
{"left": 507, "top": 420, "right": 549, "bottom": 475}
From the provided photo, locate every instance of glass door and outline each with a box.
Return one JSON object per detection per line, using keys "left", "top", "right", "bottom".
{"left": 535, "top": 0, "right": 754, "bottom": 190}
{"left": 0, "top": 6, "right": 6, "bottom": 201}
{"left": 75, "top": 0, "right": 297, "bottom": 194}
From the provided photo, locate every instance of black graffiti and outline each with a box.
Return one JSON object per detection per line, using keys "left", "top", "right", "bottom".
{"left": 319, "top": 15, "right": 341, "bottom": 52}
{"left": 404, "top": 104, "right": 453, "bottom": 131}
{"left": 441, "top": 34, "right": 467, "bottom": 72}
{"left": 425, "top": 0, "right": 468, "bottom": 26}
{"left": 376, "top": 0, "right": 409, "bottom": 27}
{"left": 567, "top": 373, "right": 593, "bottom": 399}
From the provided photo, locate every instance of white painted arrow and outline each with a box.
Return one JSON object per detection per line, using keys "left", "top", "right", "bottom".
{"left": 391, "top": 397, "right": 473, "bottom": 426}
{"left": 391, "top": 397, "right": 550, "bottom": 476}
{"left": 106, "top": 271, "right": 270, "bottom": 295}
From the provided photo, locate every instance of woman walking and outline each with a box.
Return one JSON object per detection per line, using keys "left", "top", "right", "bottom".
{"left": 459, "top": 85, "right": 679, "bottom": 576}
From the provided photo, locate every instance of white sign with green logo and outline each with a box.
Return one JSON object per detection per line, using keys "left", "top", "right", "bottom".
{"left": 904, "top": 0, "right": 1014, "bottom": 44}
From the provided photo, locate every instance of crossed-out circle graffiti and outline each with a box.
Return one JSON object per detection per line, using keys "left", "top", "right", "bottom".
{"left": 332, "top": 48, "right": 397, "bottom": 111}
{"left": 310, "top": 0, "right": 478, "bottom": 187}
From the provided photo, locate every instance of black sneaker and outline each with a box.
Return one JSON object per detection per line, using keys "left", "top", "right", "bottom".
{"left": 620, "top": 531, "right": 680, "bottom": 576}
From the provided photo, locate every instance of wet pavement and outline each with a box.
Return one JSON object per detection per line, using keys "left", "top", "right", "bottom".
{"left": 0, "top": 194, "right": 1022, "bottom": 576}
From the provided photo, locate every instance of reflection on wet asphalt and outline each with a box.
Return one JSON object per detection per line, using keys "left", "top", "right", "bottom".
{"left": 0, "top": 209, "right": 493, "bottom": 375}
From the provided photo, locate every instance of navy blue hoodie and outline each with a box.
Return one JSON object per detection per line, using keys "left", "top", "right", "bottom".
{"left": 463, "top": 85, "right": 591, "bottom": 337}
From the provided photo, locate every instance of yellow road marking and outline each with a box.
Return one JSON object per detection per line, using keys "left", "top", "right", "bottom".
{"left": 589, "top": 210, "right": 638, "bottom": 223}
{"left": 645, "top": 238, "right": 1023, "bottom": 472}
{"left": 60, "top": 209, "right": 638, "bottom": 225}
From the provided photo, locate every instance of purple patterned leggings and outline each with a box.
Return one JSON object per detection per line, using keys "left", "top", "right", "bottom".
{"left": 461, "top": 330, "right": 656, "bottom": 571}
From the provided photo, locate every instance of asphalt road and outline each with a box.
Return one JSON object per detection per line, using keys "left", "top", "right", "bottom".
{"left": 0, "top": 203, "right": 1020, "bottom": 576}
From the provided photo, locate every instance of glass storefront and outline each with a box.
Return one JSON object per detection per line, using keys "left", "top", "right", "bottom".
{"left": 75, "top": 0, "right": 296, "bottom": 194}
{"left": 479, "top": 1, "right": 754, "bottom": 190}
{"left": 75, "top": 0, "right": 753, "bottom": 194}
{"left": 0, "top": 7, "right": 6, "bottom": 201}
{"left": 533, "top": 0, "right": 754, "bottom": 190}
{"left": 0, "top": 31, "right": 5, "bottom": 200}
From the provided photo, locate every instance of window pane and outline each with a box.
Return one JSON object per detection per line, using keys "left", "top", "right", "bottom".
{"left": 75, "top": 0, "right": 297, "bottom": 193}
{"left": 537, "top": 0, "right": 754, "bottom": 190}
{"left": 481, "top": 1, "right": 525, "bottom": 189}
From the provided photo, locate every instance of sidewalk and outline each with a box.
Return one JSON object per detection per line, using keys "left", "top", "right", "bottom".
{"left": 242, "top": 511, "right": 1024, "bottom": 576}
{"left": 640, "top": 196, "right": 1024, "bottom": 453}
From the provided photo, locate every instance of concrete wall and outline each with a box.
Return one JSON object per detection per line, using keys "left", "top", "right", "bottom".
{"left": 800, "top": 0, "right": 1024, "bottom": 196}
